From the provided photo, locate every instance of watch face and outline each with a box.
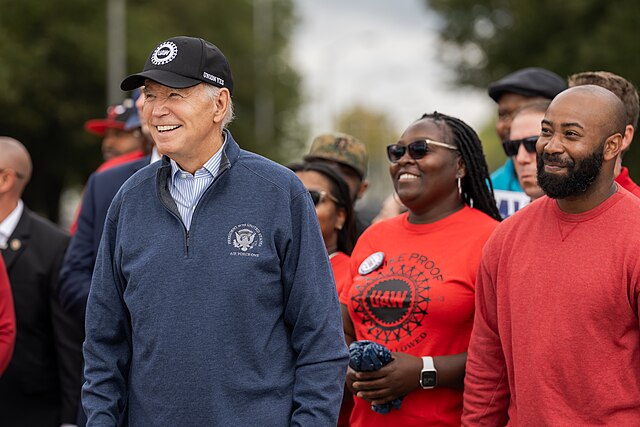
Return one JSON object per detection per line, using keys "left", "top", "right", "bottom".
{"left": 421, "top": 371, "right": 437, "bottom": 388}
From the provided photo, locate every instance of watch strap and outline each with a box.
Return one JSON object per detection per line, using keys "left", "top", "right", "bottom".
{"left": 422, "top": 356, "right": 435, "bottom": 371}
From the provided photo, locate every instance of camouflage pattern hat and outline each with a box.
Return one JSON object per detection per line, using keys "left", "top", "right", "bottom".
{"left": 304, "top": 132, "right": 368, "bottom": 179}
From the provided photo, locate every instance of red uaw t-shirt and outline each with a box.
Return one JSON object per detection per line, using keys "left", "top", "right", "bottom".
{"left": 340, "top": 207, "right": 498, "bottom": 427}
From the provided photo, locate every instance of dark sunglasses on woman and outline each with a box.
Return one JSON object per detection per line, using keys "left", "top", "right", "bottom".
{"left": 502, "top": 136, "right": 538, "bottom": 157}
{"left": 386, "top": 139, "right": 458, "bottom": 163}
{"left": 308, "top": 189, "right": 338, "bottom": 206}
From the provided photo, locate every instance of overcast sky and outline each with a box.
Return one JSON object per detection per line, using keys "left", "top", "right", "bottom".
{"left": 291, "top": 0, "right": 494, "bottom": 136}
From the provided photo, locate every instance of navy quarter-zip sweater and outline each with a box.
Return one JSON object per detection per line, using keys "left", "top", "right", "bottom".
{"left": 82, "top": 130, "right": 349, "bottom": 426}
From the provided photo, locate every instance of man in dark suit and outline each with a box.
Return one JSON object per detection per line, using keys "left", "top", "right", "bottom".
{"left": 0, "top": 136, "right": 84, "bottom": 426}
{"left": 58, "top": 155, "right": 151, "bottom": 323}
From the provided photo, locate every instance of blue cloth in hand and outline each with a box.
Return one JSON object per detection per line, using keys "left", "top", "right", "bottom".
{"left": 349, "top": 340, "right": 404, "bottom": 414}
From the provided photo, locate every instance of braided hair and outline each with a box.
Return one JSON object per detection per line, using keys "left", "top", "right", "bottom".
{"left": 288, "top": 161, "right": 358, "bottom": 254}
{"left": 420, "top": 112, "right": 502, "bottom": 221}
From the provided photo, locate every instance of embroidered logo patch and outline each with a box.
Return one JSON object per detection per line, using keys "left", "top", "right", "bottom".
{"left": 228, "top": 223, "right": 263, "bottom": 257}
{"left": 151, "top": 41, "right": 178, "bottom": 65}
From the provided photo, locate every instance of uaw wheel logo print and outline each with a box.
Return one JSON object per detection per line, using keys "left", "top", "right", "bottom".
{"left": 351, "top": 253, "right": 441, "bottom": 348}
{"left": 151, "top": 41, "right": 178, "bottom": 65}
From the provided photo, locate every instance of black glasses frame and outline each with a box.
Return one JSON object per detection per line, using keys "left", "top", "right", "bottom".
{"left": 502, "top": 136, "right": 538, "bottom": 157}
{"left": 308, "top": 189, "right": 339, "bottom": 206}
{"left": 386, "top": 139, "right": 458, "bottom": 163}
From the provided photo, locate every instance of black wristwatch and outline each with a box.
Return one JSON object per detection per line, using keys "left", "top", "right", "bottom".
{"left": 420, "top": 356, "right": 437, "bottom": 389}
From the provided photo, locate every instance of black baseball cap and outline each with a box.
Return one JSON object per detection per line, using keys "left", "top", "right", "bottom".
{"left": 121, "top": 36, "right": 234, "bottom": 95}
{"left": 488, "top": 67, "right": 566, "bottom": 102}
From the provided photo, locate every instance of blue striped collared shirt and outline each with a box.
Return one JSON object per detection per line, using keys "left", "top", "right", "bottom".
{"left": 169, "top": 138, "right": 226, "bottom": 231}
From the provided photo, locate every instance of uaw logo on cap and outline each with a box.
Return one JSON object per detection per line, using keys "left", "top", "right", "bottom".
{"left": 151, "top": 41, "right": 178, "bottom": 65}
{"left": 228, "top": 223, "right": 263, "bottom": 257}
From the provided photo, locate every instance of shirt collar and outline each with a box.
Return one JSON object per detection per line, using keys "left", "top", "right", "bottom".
{"left": 170, "top": 134, "right": 227, "bottom": 179}
{"left": 0, "top": 199, "right": 23, "bottom": 247}
{"left": 150, "top": 146, "right": 162, "bottom": 164}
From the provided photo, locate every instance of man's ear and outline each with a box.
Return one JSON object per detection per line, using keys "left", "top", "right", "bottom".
{"left": 213, "top": 89, "right": 230, "bottom": 124}
{"left": 0, "top": 170, "right": 16, "bottom": 194}
{"left": 604, "top": 133, "right": 623, "bottom": 161}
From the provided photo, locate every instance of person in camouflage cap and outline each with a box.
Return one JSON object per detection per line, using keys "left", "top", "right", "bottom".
{"left": 304, "top": 132, "right": 369, "bottom": 202}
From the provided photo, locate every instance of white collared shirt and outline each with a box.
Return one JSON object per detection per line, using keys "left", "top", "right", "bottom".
{"left": 169, "top": 138, "right": 226, "bottom": 231}
{"left": 0, "top": 199, "right": 24, "bottom": 249}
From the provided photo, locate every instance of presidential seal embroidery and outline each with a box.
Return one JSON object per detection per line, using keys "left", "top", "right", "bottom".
{"left": 233, "top": 229, "right": 256, "bottom": 252}
{"left": 228, "top": 223, "right": 263, "bottom": 257}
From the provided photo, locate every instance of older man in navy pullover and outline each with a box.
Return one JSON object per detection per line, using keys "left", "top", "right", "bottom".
{"left": 82, "top": 36, "right": 349, "bottom": 426}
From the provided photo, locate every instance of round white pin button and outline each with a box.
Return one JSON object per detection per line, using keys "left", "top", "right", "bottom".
{"left": 358, "top": 251, "right": 384, "bottom": 275}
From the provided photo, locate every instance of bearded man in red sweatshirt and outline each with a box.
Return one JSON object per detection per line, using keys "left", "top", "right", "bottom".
{"left": 463, "top": 85, "right": 640, "bottom": 425}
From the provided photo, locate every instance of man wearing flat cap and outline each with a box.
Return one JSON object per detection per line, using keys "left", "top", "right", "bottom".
{"left": 82, "top": 36, "right": 348, "bottom": 426}
{"left": 488, "top": 67, "right": 567, "bottom": 217}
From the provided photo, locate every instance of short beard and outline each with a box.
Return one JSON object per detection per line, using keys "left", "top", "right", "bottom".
{"left": 536, "top": 141, "right": 604, "bottom": 199}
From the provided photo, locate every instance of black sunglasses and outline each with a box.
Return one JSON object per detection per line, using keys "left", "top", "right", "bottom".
{"left": 308, "top": 190, "right": 338, "bottom": 206}
{"left": 502, "top": 136, "right": 538, "bottom": 157}
{"left": 386, "top": 139, "right": 458, "bottom": 163}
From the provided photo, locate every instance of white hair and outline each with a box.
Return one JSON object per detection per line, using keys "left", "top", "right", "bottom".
{"left": 202, "top": 84, "right": 235, "bottom": 129}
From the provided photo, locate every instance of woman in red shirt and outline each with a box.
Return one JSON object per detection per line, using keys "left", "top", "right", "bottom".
{"left": 341, "top": 112, "right": 502, "bottom": 426}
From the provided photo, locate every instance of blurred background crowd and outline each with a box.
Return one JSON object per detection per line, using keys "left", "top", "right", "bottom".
{"left": 1, "top": 0, "right": 637, "bottom": 226}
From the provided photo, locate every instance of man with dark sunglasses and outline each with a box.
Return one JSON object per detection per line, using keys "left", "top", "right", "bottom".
{"left": 488, "top": 67, "right": 566, "bottom": 217}
{"left": 503, "top": 101, "right": 550, "bottom": 201}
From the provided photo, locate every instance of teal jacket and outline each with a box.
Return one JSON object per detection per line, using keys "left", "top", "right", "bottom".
{"left": 490, "top": 158, "right": 522, "bottom": 192}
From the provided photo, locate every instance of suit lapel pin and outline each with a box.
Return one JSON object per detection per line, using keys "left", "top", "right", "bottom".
{"left": 9, "top": 238, "right": 21, "bottom": 251}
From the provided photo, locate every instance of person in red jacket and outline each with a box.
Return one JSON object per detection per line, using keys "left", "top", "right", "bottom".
{"left": 341, "top": 112, "right": 501, "bottom": 426}
{"left": 0, "top": 256, "right": 15, "bottom": 375}
{"left": 463, "top": 85, "right": 640, "bottom": 425}
{"left": 569, "top": 70, "right": 640, "bottom": 197}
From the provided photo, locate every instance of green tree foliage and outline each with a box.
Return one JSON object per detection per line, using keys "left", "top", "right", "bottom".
{"left": 0, "top": 0, "right": 303, "bottom": 221}
{"left": 334, "top": 105, "right": 399, "bottom": 210}
{"left": 425, "top": 0, "right": 640, "bottom": 179}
